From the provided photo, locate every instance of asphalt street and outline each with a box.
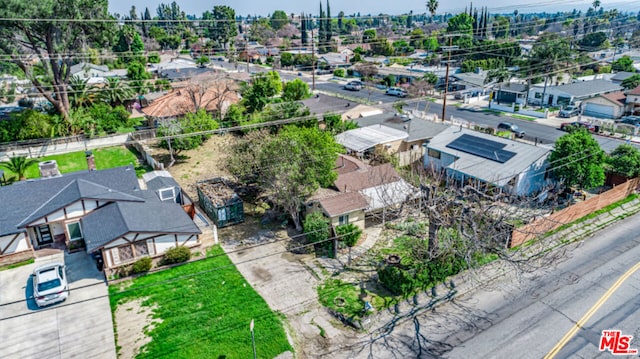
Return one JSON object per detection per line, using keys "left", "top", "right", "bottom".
{"left": 442, "top": 211, "right": 640, "bottom": 358}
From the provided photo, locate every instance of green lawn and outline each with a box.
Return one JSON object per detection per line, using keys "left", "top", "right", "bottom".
{"left": 109, "top": 246, "right": 292, "bottom": 359}
{"left": 2, "top": 146, "right": 147, "bottom": 179}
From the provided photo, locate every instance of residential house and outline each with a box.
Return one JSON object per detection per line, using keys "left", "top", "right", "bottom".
{"left": 493, "top": 83, "right": 528, "bottom": 105}
{"left": 0, "top": 164, "right": 202, "bottom": 270}
{"left": 141, "top": 80, "right": 239, "bottom": 121}
{"left": 318, "top": 52, "right": 351, "bottom": 69}
{"left": 307, "top": 155, "right": 418, "bottom": 228}
{"left": 335, "top": 124, "right": 409, "bottom": 158}
{"left": 626, "top": 85, "right": 640, "bottom": 116}
{"left": 341, "top": 104, "right": 384, "bottom": 120}
{"left": 610, "top": 72, "right": 636, "bottom": 86}
{"left": 581, "top": 91, "right": 626, "bottom": 119}
{"left": 159, "top": 67, "right": 218, "bottom": 82}
{"left": 70, "top": 62, "right": 127, "bottom": 83}
{"left": 528, "top": 79, "right": 623, "bottom": 107}
{"left": 424, "top": 126, "right": 552, "bottom": 196}
{"left": 448, "top": 71, "right": 489, "bottom": 93}
{"left": 348, "top": 113, "right": 450, "bottom": 165}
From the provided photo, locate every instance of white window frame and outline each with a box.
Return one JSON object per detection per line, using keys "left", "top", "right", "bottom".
{"left": 339, "top": 214, "right": 349, "bottom": 225}
{"left": 158, "top": 187, "right": 176, "bottom": 202}
{"left": 66, "top": 221, "right": 83, "bottom": 241}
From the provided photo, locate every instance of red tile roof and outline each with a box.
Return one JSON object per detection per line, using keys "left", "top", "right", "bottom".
{"left": 318, "top": 191, "right": 368, "bottom": 217}
{"left": 142, "top": 79, "right": 238, "bottom": 118}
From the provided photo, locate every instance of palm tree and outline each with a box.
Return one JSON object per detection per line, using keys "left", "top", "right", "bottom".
{"left": 69, "top": 76, "right": 98, "bottom": 108}
{"left": 592, "top": 0, "right": 601, "bottom": 10}
{"left": 0, "top": 155, "right": 37, "bottom": 181}
{"left": 427, "top": 0, "right": 438, "bottom": 22}
{"left": 99, "top": 78, "right": 134, "bottom": 107}
{"left": 526, "top": 33, "right": 571, "bottom": 108}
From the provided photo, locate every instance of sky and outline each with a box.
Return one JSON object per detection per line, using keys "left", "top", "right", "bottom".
{"left": 108, "top": 0, "right": 639, "bottom": 19}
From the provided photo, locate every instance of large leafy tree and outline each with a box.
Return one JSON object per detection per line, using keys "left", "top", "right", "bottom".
{"left": 282, "top": 79, "right": 311, "bottom": 101}
{"left": 270, "top": 10, "right": 289, "bottom": 30}
{"left": 204, "top": 6, "right": 237, "bottom": 50}
{"left": 243, "top": 71, "right": 283, "bottom": 112}
{"left": 0, "top": 0, "right": 115, "bottom": 125}
{"left": 158, "top": 109, "right": 219, "bottom": 166}
{"left": 549, "top": 129, "right": 605, "bottom": 189}
{"left": 612, "top": 56, "right": 635, "bottom": 72}
{"left": 621, "top": 75, "right": 640, "bottom": 90}
{"left": 225, "top": 126, "right": 342, "bottom": 231}
{"left": 607, "top": 144, "right": 640, "bottom": 178}
{"left": 446, "top": 13, "right": 474, "bottom": 47}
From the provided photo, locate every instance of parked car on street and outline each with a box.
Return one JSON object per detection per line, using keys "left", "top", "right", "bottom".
{"left": 385, "top": 87, "right": 408, "bottom": 97}
{"left": 560, "top": 121, "right": 596, "bottom": 132}
{"left": 617, "top": 115, "right": 640, "bottom": 126}
{"left": 32, "top": 262, "right": 69, "bottom": 307}
{"left": 497, "top": 122, "right": 526, "bottom": 138}
{"left": 558, "top": 105, "right": 580, "bottom": 118}
{"left": 344, "top": 80, "right": 363, "bottom": 91}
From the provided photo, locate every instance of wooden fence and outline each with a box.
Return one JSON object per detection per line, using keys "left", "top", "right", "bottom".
{"left": 510, "top": 178, "right": 640, "bottom": 247}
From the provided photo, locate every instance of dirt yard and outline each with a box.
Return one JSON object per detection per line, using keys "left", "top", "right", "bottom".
{"left": 161, "top": 134, "right": 235, "bottom": 200}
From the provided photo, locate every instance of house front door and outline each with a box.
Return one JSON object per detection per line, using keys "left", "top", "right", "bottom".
{"left": 35, "top": 225, "right": 53, "bottom": 245}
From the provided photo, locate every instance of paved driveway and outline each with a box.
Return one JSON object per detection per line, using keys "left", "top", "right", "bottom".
{"left": 0, "top": 251, "right": 116, "bottom": 359}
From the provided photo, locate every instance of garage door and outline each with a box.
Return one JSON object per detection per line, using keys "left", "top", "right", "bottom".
{"left": 584, "top": 103, "right": 614, "bottom": 118}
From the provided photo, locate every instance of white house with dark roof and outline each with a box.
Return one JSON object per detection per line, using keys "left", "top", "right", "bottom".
{"left": 424, "top": 127, "right": 552, "bottom": 196}
{"left": 0, "top": 166, "right": 201, "bottom": 269}
{"left": 528, "top": 79, "right": 623, "bottom": 107}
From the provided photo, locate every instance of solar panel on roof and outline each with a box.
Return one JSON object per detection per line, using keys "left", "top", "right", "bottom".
{"left": 446, "top": 134, "right": 516, "bottom": 164}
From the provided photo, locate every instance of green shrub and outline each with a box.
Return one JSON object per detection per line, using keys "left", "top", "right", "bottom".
{"left": 131, "top": 257, "right": 153, "bottom": 274}
{"left": 377, "top": 265, "right": 415, "bottom": 296}
{"left": 147, "top": 52, "right": 161, "bottom": 63}
{"left": 333, "top": 68, "right": 346, "bottom": 77}
{"left": 162, "top": 246, "right": 191, "bottom": 265}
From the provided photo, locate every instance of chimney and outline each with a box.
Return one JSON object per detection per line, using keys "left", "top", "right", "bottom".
{"left": 39, "top": 160, "right": 61, "bottom": 178}
{"left": 85, "top": 150, "right": 96, "bottom": 171}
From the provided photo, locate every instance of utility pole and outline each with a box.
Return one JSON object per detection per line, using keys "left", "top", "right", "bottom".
{"left": 441, "top": 37, "right": 457, "bottom": 122}
{"left": 311, "top": 27, "right": 316, "bottom": 90}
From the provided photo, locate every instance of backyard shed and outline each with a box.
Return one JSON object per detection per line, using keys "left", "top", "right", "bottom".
{"left": 196, "top": 178, "right": 244, "bottom": 227}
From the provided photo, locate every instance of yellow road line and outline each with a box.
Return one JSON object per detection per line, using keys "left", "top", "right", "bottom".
{"left": 545, "top": 261, "right": 640, "bottom": 359}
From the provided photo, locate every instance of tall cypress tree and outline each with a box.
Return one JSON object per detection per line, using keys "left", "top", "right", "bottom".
{"left": 301, "top": 13, "right": 308, "bottom": 45}
{"left": 325, "top": 0, "right": 331, "bottom": 43}
{"left": 318, "top": 2, "right": 324, "bottom": 45}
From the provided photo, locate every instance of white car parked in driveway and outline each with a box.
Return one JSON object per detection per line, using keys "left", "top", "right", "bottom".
{"left": 32, "top": 262, "right": 68, "bottom": 307}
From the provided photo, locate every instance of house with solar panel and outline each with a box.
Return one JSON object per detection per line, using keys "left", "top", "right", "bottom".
{"left": 424, "top": 127, "right": 552, "bottom": 196}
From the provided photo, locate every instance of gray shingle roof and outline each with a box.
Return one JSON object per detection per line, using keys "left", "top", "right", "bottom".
{"left": 82, "top": 201, "right": 201, "bottom": 253}
{"left": 553, "top": 79, "right": 623, "bottom": 98}
{"left": 143, "top": 170, "right": 181, "bottom": 191}
{"left": 0, "top": 166, "right": 140, "bottom": 237}
{"left": 17, "top": 179, "right": 144, "bottom": 227}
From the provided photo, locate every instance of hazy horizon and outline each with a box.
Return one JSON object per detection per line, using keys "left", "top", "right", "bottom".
{"left": 109, "top": 0, "right": 640, "bottom": 18}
